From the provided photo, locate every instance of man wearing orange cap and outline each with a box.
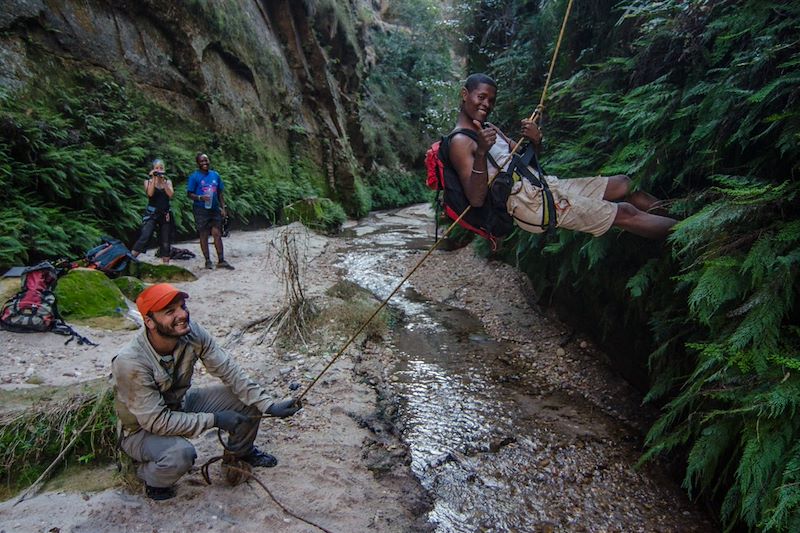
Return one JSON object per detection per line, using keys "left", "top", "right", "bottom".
{"left": 111, "top": 283, "right": 301, "bottom": 501}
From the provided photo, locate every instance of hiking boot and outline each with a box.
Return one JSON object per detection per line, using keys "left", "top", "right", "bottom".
{"left": 241, "top": 447, "right": 277, "bottom": 468}
{"left": 204, "top": 259, "right": 214, "bottom": 269}
{"left": 145, "top": 484, "right": 176, "bottom": 501}
{"left": 217, "top": 260, "right": 235, "bottom": 270}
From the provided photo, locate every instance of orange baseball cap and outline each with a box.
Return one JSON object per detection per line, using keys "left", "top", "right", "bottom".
{"left": 136, "top": 283, "right": 189, "bottom": 316}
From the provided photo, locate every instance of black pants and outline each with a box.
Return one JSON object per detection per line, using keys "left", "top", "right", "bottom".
{"left": 132, "top": 211, "right": 172, "bottom": 257}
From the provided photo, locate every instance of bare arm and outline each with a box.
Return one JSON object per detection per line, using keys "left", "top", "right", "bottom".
{"left": 163, "top": 178, "right": 174, "bottom": 199}
{"left": 144, "top": 178, "right": 155, "bottom": 197}
{"left": 450, "top": 121, "right": 498, "bottom": 206}
{"left": 217, "top": 189, "right": 227, "bottom": 215}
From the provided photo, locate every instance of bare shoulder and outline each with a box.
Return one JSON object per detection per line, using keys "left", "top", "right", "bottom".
{"left": 449, "top": 131, "right": 477, "bottom": 159}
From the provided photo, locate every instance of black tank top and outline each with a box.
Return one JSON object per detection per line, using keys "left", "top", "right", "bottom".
{"left": 148, "top": 185, "right": 171, "bottom": 213}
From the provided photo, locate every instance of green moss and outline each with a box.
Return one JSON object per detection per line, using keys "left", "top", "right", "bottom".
{"left": 112, "top": 276, "right": 146, "bottom": 301}
{"left": 283, "top": 197, "right": 346, "bottom": 234}
{"left": 0, "top": 379, "right": 107, "bottom": 417}
{"left": 134, "top": 263, "right": 198, "bottom": 283}
{"left": 0, "top": 387, "right": 116, "bottom": 497}
{"left": 76, "top": 315, "right": 139, "bottom": 331}
{"left": 54, "top": 269, "right": 127, "bottom": 320}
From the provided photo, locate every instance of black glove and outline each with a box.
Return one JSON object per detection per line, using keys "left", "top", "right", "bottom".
{"left": 214, "top": 410, "right": 248, "bottom": 432}
{"left": 266, "top": 398, "right": 302, "bottom": 418}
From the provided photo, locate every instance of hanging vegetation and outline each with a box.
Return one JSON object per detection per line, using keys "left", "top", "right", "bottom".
{"left": 0, "top": 73, "right": 323, "bottom": 269}
{"left": 466, "top": 0, "right": 799, "bottom": 529}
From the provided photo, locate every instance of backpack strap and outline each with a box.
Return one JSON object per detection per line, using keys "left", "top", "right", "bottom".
{"left": 511, "top": 144, "right": 558, "bottom": 234}
{"left": 441, "top": 128, "right": 479, "bottom": 161}
{"left": 52, "top": 319, "right": 98, "bottom": 346}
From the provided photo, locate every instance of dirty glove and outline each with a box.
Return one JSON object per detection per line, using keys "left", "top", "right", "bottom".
{"left": 214, "top": 410, "right": 248, "bottom": 433}
{"left": 266, "top": 398, "right": 302, "bottom": 418}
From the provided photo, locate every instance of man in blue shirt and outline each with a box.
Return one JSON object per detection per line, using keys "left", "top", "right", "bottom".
{"left": 186, "top": 153, "right": 234, "bottom": 269}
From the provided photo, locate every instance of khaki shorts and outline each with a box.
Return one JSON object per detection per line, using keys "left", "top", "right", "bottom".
{"left": 507, "top": 175, "right": 617, "bottom": 237}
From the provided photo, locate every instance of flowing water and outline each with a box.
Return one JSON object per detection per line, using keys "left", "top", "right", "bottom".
{"left": 336, "top": 205, "right": 711, "bottom": 532}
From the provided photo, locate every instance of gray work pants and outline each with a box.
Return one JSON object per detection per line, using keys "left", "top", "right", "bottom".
{"left": 120, "top": 384, "right": 261, "bottom": 488}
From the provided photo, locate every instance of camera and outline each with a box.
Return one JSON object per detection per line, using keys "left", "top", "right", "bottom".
{"left": 153, "top": 171, "right": 165, "bottom": 177}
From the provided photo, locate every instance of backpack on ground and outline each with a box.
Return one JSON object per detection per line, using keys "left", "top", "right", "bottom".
{"left": 156, "top": 246, "right": 196, "bottom": 260}
{"left": 425, "top": 128, "right": 557, "bottom": 249}
{"left": 0, "top": 262, "right": 96, "bottom": 345}
{"left": 85, "top": 236, "right": 134, "bottom": 276}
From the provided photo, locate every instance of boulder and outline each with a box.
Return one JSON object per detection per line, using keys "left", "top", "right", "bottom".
{"left": 113, "top": 276, "right": 147, "bottom": 301}
{"left": 54, "top": 268, "right": 127, "bottom": 320}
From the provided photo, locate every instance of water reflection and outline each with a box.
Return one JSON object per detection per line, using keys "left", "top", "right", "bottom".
{"left": 335, "top": 206, "right": 686, "bottom": 532}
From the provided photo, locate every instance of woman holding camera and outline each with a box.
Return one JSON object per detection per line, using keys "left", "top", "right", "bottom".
{"left": 131, "top": 159, "right": 174, "bottom": 264}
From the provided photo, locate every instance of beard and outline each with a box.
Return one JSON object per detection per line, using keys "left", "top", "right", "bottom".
{"left": 152, "top": 310, "right": 191, "bottom": 338}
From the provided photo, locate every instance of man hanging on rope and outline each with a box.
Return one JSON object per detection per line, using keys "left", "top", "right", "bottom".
{"left": 447, "top": 73, "right": 677, "bottom": 240}
{"left": 111, "top": 283, "right": 301, "bottom": 501}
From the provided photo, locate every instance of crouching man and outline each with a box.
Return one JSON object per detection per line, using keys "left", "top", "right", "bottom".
{"left": 112, "top": 283, "right": 301, "bottom": 500}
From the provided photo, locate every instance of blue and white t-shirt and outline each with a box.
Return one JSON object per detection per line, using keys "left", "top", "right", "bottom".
{"left": 186, "top": 170, "right": 224, "bottom": 210}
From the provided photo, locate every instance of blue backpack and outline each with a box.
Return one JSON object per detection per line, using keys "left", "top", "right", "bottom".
{"left": 85, "top": 236, "right": 134, "bottom": 276}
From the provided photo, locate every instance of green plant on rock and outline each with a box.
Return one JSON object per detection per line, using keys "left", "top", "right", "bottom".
{"left": 283, "top": 197, "right": 346, "bottom": 234}
{"left": 367, "top": 167, "right": 430, "bottom": 210}
{"left": 0, "top": 388, "right": 116, "bottom": 497}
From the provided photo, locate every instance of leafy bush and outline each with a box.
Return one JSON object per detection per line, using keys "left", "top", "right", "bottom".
{"left": 0, "top": 73, "right": 318, "bottom": 269}
{"left": 468, "top": 0, "right": 800, "bottom": 529}
{"left": 367, "top": 167, "right": 430, "bottom": 210}
{"left": 283, "top": 197, "right": 347, "bottom": 234}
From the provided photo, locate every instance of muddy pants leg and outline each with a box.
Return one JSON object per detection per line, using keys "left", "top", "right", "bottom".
{"left": 120, "top": 431, "right": 197, "bottom": 488}
{"left": 183, "top": 384, "right": 262, "bottom": 456}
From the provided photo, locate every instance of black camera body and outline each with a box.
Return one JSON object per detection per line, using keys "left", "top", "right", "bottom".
{"left": 153, "top": 171, "right": 165, "bottom": 177}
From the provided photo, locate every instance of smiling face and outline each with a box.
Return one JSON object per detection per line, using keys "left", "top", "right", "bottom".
{"left": 196, "top": 154, "right": 210, "bottom": 172}
{"left": 461, "top": 82, "right": 497, "bottom": 124}
{"left": 145, "top": 297, "right": 191, "bottom": 339}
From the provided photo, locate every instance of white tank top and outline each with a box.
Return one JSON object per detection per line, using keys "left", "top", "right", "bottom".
{"left": 488, "top": 135, "right": 512, "bottom": 174}
{"left": 487, "top": 133, "right": 542, "bottom": 181}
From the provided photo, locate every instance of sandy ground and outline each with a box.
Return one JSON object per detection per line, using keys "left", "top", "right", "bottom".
{"left": 0, "top": 222, "right": 431, "bottom": 533}
{"left": 0, "top": 207, "right": 715, "bottom": 532}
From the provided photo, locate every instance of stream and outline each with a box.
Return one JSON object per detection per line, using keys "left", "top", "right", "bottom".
{"left": 335, "top": 205, "right": 714, "bottom": 532}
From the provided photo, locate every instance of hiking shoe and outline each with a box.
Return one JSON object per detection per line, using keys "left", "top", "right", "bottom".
{"left": 217, "top": 260, "right": 235, "bottom": 270}
{"left": 145, "top": 484, "right": 176, "bottom": 501}
{"left": 241, "top": 447, "right": 277, "bottom": 468}
{"left": 204, "top": 259, "right": 214, "bottom": 269}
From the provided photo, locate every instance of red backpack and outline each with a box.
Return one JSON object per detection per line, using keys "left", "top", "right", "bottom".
{"left": 0, "top": 262, "right": 96, "bottom": 345}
